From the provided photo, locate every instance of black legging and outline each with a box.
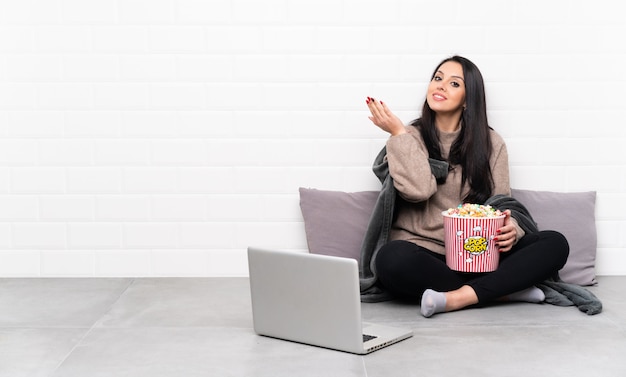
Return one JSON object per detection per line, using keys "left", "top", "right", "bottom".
{"left": 375, "top": 230, "right": 569, "bottom": 303}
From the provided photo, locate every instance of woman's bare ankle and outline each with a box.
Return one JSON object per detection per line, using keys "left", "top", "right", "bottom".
{"left": 445, "top": 285, "right": 479, "bottom": 312}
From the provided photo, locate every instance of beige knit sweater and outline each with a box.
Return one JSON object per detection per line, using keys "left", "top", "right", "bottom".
{"left": 386, "top": 125, "right": 513, "bottom": 255}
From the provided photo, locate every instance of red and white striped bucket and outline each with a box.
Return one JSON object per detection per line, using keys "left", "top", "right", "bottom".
{"left": 442, "top": 212, "right": 505, "bottom": 272}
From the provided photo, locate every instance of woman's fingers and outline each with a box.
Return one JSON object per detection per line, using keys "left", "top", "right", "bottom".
{"left": 366, "top": 97, "right": 386, "bottom": 129}
{"left": 366, "top": 97, "right": 406, "bottom": 135}
{"left": 366, "top": 97, "right": 383, "bottom": 119}
{"left": 496, "top": 223, "right": 516, "bottom": 252}
{"left": 367, "top": 97, "right": 391, "bottom": 124}
{"left": 495, "top": 210, "right": 514, "bottom": 252}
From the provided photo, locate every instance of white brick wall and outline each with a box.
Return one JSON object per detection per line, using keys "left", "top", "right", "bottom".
{"left": 1, "top": 0, "right": 625, "bottom": 276}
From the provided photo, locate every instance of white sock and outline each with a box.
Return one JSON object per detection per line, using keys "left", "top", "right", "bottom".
{"left": 420, "top": 289, "right": 447, "bottom": 318}
{"left": 506, "top": 287, "right": 545, "bottom": 303}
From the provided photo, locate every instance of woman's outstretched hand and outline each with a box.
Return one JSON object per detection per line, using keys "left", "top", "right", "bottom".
{"left": 366, "top": 97, "right": 406, "bottom": 136}
{"left": 495, "top": 210, "right": 517, "bottom": 253}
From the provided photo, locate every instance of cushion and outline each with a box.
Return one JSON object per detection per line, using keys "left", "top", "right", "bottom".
{"left": 298, "top": 187, "right": 598, "bottom": 286}
{"left": 299, "top": 187, "right": 378, "bottom": 260}
{"left": 511, "top": 189, "right": 597, "bottom": 286}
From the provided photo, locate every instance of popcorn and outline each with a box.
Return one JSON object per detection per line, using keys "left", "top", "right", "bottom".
{"left": 445, "top": 203, "right": 503, "bottom": 218}
{"left": 442, "top": 203, "right": 505, "bottom": 272}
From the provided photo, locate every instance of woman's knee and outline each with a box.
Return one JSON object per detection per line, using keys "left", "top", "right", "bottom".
{"left": 541, "top": 230, "right": 570, "bottom": 267}
{"left": 375, "top": 240, "right": 416, "bottom": 276}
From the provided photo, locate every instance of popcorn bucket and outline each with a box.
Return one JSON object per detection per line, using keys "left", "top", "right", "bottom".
{"left": 442, "top": 212, "right": 505, "bottom": 272}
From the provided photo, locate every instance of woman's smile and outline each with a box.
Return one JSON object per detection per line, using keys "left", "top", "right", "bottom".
{"left": 432, "top": 92, "right": 447, "bottom": 101}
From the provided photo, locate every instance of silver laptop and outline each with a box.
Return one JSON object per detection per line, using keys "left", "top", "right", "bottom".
{"left": 247, "top": 247, "right": 413, "bottom": 354}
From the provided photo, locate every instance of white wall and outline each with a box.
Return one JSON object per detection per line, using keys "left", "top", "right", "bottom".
{"left": 0, "top": 0, "right": 624, "bottom": 277}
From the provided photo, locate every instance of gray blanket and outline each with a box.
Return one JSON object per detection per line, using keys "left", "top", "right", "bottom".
{"left": 485, "top": 195, "right": 602, "bottom": 315}
{"left": 359, "top": 148, "right": 602, "bottom": 315}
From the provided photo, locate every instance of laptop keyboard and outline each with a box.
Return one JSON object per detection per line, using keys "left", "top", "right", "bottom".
{"left": 363, "top": 334, "right": 377, "bottom": 342}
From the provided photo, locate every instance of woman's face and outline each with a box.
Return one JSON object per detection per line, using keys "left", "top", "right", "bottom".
{"left": 426, "top": 61, "right": 466, "bottom": 115}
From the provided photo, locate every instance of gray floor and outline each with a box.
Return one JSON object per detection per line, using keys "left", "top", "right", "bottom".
{"left": 1, "top": 276, "right": 625, "bottom": 377}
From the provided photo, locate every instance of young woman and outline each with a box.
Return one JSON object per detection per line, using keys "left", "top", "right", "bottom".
{"left": 364, "top": 55, "right": 569, "bottom": 317}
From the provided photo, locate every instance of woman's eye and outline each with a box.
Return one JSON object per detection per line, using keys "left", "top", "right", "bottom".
{"left": 433, "top": 76, "right": 442, "bottom": 81}
{"left": 451, "top": 81, "right": 460, "bottom": 88}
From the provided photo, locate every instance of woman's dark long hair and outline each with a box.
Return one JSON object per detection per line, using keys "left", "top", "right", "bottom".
{"left": 410, "top": 55, "right": 493, "bottom": 204}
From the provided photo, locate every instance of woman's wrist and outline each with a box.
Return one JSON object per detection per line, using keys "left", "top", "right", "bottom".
{"left": 389, "top": 126, "right": 407, "bottom": 137}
